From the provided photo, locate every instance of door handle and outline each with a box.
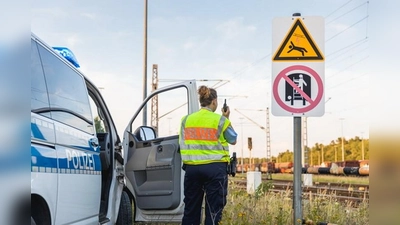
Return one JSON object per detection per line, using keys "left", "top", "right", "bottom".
{"left": 89, "top": 137, "right": 99, "bottom": 150}
{"left": 157, "top": 145, "right": 163, "bottom": 152}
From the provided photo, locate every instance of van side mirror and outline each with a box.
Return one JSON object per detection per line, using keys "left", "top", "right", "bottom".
{"left": 136, "top": 126, "right": 156, "bottom": 141}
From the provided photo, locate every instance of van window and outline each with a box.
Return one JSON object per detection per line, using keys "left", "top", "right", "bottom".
{"left": 132, "top": 86, "right": 189, "bottom": 137}
{"left": 31, "top": 40, "right": 50, "bottom": 115}
{"left": 36, "top": 43, "right": 94, "bottom": 134}
{"left": 89, "top": 95, "right": 106, "bottom": 133}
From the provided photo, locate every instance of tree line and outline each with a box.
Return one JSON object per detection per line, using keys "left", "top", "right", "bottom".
{"left": 237, "top": 136, "right": 369, "bottom": 166}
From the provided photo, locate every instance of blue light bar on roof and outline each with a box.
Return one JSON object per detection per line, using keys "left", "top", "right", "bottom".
{"left": 52, "top": 46, "right": 80, "bottom": 68}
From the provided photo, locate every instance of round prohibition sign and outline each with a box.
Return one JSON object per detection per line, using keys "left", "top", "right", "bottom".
{"left": 273, "top": 65, "right": 323, "bottom": 113}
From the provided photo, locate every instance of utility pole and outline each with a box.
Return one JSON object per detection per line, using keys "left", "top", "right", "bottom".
{"left": 340, "top": 118, "right": 345, "bottom": 161}
{"left": 142, "top": 0, "right": 148, "bottom": 125}
{"left": 235, "top": 108, "right": 272, "bottom": 178}
{"left": 167, "top": 117, "right": 172, "bottom": 135}
{"left": 240, "top": 117, "right": 244, "bottom": 174}
{"left": 321, "top": 144, "right": 324, "bottom": 164}
{"left": 335, "top": 146, "right": 337, "bottom": 162}
{"left": 302, "top": 117, "right": 308, "bottom": 167}
{"left": 302, "top": 98, "right": 329, "bottom": 166}
{"left": 235, "top": 108, "right": 271, "bottom": 163}
{"left": 361, "top": 132, "right": 365, "bottom": 160}
{"left": 265, "top": 107, "right": 271, "bottom": 163}
{"left": 265, "top": 107, "right": 272, "bottom": 179}
{"left": 150, "top": 64, "right": 158, "bottom": 134}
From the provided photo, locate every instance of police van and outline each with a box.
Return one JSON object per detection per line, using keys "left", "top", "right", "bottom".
{"left": 31, "top": 32, "right": 199, "bottom": 224}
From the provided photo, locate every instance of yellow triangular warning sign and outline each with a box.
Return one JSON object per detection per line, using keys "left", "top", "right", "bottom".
{"left": 273, "top": 18, "right": 324, "bottom": 61}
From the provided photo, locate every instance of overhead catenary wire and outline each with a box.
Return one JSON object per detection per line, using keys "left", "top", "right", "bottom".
{"left": 327, "top": 72, "right": 368, "bottom": 90}
{"left": 325, "top": 0, "right": 354, "bottom": 19}
{"left": 365, "top": 1, "right": 369, "bottom": 38}
{"left": 325, "top": 37, "right": 368, "bottom": 59}
{"left": 326, "top": 46, "right": 368, "bottom": 69}
{"left": 230, "top": 53, "right": 271, "bottom": 80}
{"left": 326, "top": 55, "right": 369, "bottom": 80}
{"left": 323, "top": 1, "right": 370, "bottom": 91}
{"left": 326, "top": 1, "right": 368, "bottom": 24}
{"left": 326, "top": 15, "right": 369, "bottom": 42}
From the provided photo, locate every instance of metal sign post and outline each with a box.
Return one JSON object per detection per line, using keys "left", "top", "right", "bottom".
{"left": 271, "top": 13, "right": 325, "bottom": 224}
{"left": 293, "top": 116, "right": 302, "bottom": 223}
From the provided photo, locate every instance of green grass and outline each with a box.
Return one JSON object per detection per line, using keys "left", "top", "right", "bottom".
{"left": 220, "top": 179, "right": 369, "bottom": 225}
{"left": 137, "top": 174, "right": 369, "bottom": 224}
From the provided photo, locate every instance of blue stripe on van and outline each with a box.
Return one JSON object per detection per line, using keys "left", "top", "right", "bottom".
{"left": 31, "top": 123, "right": 45, "bottom": 140}
{"left": 31, "top": 145, "right": 102, "bottom": 174}
{"left": 31, "top": 116, "right": 99, "bottom": 152}
{"left": 31, "top": 145, "right": 57, "bottom": 168}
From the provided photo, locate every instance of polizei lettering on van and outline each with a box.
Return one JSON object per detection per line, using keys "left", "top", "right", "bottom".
{"left": 66, "top": 149, "right": 96, "bottom": 171}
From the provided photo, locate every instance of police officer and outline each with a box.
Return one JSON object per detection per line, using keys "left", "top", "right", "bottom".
{"left": 179, "top": 85, "right": 237, "bottom": 225}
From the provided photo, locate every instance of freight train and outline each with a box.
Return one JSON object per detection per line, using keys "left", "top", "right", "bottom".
{"left": 236, "top": 159, "right": 369, "bottom": 175}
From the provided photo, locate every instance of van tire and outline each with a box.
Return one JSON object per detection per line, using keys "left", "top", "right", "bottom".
{"left": 116, "top": 191, "right": 132, "bottom": 225}
{"left": 31, "top": 195, "right": 51, "bottom": 225}
{"left": 31, "top": 217, "right": 36, "bottom": 225}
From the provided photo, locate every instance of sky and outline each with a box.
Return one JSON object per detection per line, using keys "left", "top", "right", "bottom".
{"left": 30, "top": 0, "right": 392, "bottom": 159}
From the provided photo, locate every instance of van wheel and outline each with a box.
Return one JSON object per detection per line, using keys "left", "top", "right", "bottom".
{"left": 116, "top": 191, "right": 132, "bottom": 225}
{"left": 31, "top": 217, "right": 36, "bottom": 225}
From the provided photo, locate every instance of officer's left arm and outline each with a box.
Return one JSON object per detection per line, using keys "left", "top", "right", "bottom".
{"left": 223, "top": 125, "right": 237, "bottom": 145}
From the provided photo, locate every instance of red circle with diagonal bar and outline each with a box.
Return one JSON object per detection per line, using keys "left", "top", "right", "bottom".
{"left": 273, "top": 65, "right": 323, "bottom": 113}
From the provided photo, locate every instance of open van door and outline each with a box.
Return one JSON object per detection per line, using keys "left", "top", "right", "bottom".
{"left": 123, "top": 80, "right": 199, "bottom": 223}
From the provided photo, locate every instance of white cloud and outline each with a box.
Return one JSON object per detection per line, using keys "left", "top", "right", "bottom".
{"left": 183, "top": 41, "right": 194, "bottom": 50}
{"left": 326, "top": 21, "right": 362, "bottom": 40}
{"left": 66, "top": 34, "right": 81, "bottom": 48}
{"left": 216, "top": 17, "right": 257, "bottom": 39}
{"left": 115, "top": 31, "right": 135, "bottom": 38}
{"left": 80, "top": 12, "right": 96, "bottom": 20}
{"left": 31, "top": 7, "right": 68, "bottom": 18}
{"left": 247, "top": 25, "right": 257, "bottom": 32}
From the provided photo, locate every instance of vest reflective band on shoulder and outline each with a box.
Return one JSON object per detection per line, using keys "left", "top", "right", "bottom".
{"left": 179, "top": 110, "right": 230, "bottom": 165}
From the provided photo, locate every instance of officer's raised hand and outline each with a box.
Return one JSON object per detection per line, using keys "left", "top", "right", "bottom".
{"left": 222, "top": 101, "right": 230, "bottom": 119}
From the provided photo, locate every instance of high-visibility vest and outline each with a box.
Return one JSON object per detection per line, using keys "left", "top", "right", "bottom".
{"left": 179, "top": 109, "right": 230, "bottom": 165}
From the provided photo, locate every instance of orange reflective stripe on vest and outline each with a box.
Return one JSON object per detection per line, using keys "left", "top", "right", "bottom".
{"left": 184, "top": 127, "right": 218, "bottom": 141}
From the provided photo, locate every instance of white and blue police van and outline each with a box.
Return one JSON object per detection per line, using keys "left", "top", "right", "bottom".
{"left": 31, "top": 32, "right": 200, "bottom": 225}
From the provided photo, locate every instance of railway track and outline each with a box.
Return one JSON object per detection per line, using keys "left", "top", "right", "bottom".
{"left": 231, "top": 178, "right": 369, "bottom": 204}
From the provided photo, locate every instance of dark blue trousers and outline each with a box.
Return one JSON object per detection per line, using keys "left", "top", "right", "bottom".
{"left": 182, "top": 162, "right": 228, "bottom": 225}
